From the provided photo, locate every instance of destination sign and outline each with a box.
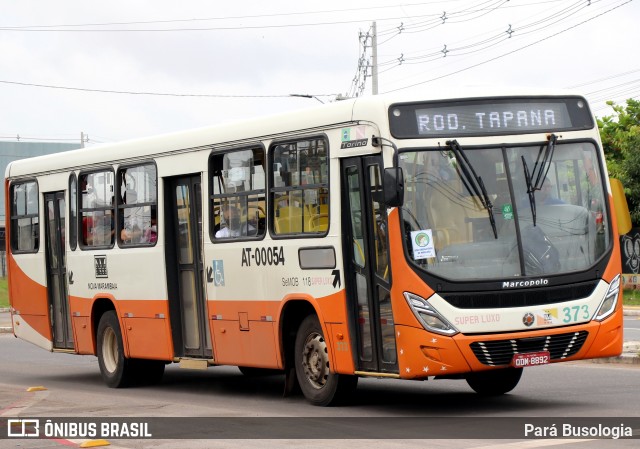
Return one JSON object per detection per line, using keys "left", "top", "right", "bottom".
{"left": 389, "top": 97, "right": 593, "bottom": 138}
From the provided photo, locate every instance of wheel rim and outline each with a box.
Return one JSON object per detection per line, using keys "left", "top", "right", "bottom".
{"left": 102, "top": 327, "right": 118, "bottom": 374}
{"left": 301, "top": 331, "right": 329, "bottom": 390}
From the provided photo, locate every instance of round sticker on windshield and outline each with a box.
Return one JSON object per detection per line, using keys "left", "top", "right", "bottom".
{"left": 415, "top": 232, "right": 430, "bottom": 247}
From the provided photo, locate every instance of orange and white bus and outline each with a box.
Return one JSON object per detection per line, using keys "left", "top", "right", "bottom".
{"left": 5, "top": 90, "right": 631, "bottom": 405}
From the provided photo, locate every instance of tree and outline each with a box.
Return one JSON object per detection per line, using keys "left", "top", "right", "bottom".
{"left": 597, "top": 99, "right": 640, "bottom": 227}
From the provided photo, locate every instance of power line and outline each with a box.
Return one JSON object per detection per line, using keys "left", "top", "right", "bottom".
{"left": 0, "top": 79, "right": 338, "bottom": 99}
{"left": 381, "top": 0, "right": 632, "bottom": 94}
{"left": 568, "top": 68, "right": 640, "bottom": 89}
{"left": 0, "top": 2, "right": 470, "bottom": 30}
{"left": 377, "top": 0, "right": 589, "bottom": 70}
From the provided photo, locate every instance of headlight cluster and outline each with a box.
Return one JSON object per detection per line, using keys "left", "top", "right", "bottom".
{"left": 594, "top": 274, "right": 621, "bottom": 322}
{"left": 403, "top": 292, "right": 459, "bottom": 336}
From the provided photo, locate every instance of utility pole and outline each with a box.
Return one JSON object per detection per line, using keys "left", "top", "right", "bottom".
{"left": 80, "top": 132, "right": 85, "bottom": 148}
{"left": 371, "top": 21, "right": 379, "bottom": 95}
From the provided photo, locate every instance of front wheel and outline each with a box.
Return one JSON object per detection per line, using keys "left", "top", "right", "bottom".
{"left": 465, "top": 368, "right": 523, "bottom": 396}
{"left": 294, "top": 315, "right": 357, "bottom": 406}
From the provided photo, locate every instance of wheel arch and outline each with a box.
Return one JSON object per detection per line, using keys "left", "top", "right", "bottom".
{"left": 91, "top": 296, "right": 120, "bottom": 356}
{"left": 278, "top": 295, "right": 332, "bottom": 373}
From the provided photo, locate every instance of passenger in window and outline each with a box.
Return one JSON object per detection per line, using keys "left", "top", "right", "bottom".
{"left": 81, "top": 213, "right": 93, "bottom": 246}
{"left": 144, "top": 216, "right": 158, "bottom": 243}
{"left": 121, "top": 215, "right": 156, "bottom": 244}
{"left": 215, "top": 203, "right": 254, "bottom": 238}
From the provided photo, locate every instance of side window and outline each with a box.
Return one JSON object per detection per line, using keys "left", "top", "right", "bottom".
{"left": 369, "top": 164, "right": 389, "bottom": 281}
{"left": 79, "top": 170, "right": 115, "bottom": 248}
{"left": 117, "top": 164, "right": 158, "bottom": 246}
{"left": 10, "top": 180, "right": 39, "bottom": 253}
{"left": 270, "top": 137, "right": 329, "bottom": 236}
{"left": 69, "top": 174, "right": 77, "bottom": 251}
{"left": 210, "top": 147, "right": 266, "bottom": 241}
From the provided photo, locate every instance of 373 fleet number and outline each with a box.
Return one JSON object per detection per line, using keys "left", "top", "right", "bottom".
{"left": 562, "top": 305, "right": 589, "bottom": 323}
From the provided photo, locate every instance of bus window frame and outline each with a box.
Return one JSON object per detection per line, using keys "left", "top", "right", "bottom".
{"left": 208, "top": 144, "right": 267, "bottom": 243}
{"left": 78, "top": 167, "right": 116, "bottom": 251}
{"left": 268, "top": 135, "right": 330, "bottom": 239}
{"left": 9, "top": 178, "right": 40, "bottom": 254}
{"left": 116, "top": 161, "right": 159, "bottom": 249}
{"left": 69, "top": 173, "right": 77, "bottom": 252}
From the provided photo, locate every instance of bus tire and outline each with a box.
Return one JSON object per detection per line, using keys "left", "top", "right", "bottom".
{"left": 465, "top": 367, "right": 523, "bottom": 396}
{"left": 294, "top": 315, "right": 358, "bottom": 406}
{"left": 97, "top": 311, "right": 135, "bottom": 388}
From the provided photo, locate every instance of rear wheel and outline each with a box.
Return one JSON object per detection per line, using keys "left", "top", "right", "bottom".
{"left": 294, "top": 315, "right": 357, "bottom": 406}
{"left": 97, "top": 311, "right": 135, "bottom": 388}
{"left": 465, "top": 368, "right": 523, "bottom": 396}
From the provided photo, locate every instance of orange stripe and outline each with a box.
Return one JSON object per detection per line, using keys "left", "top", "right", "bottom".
{"left": 6, "top": 252, "right": 51, "bottom": 341}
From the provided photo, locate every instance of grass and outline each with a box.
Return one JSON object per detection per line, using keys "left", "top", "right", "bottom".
{"left": 623, "top": 289, "right": 640, "bottom": 306}
{"left": 0, "top": 277, "right": 8, "bottom": 309}
{"left": 0, "top": 277, "right": 638, "bottom": 309}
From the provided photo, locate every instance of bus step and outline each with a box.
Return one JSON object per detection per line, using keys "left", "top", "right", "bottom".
{"left": 178, "top": 358, "right": 210, "bottom": 370}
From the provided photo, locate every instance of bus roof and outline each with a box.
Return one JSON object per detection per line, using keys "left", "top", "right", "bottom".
{"left": 5, "top": 87, "right": 584, "bottom": 179}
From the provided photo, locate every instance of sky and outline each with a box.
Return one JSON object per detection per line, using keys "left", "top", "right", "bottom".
{"left": 0, "top": 0, "right": 638, "bottom": 147}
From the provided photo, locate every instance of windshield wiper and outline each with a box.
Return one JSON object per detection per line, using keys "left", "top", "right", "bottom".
{"left": 522, "top": 134, "right": 558, "bottom": 227}
{"left": 446, "top": 140, "right": 497, "bottom": 239}
{"left": 532, "top": 134, "right": 558, "bottom": 190}
{"left": 521, "top": 156, "right": 537, "bottom": 226}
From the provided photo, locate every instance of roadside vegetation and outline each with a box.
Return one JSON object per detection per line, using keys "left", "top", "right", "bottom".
{"left": 623, "top": 288, "right": 640, "bottom": 306}
{"left": 0, "top": 277, "right": 8, "bottom": 308}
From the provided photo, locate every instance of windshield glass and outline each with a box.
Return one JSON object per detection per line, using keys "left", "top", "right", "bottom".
{"left": 398, "top": 142, "right": 610, "bottom": 280}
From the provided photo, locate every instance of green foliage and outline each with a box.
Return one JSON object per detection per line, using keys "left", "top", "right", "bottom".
{"left": 624, "top": 289, "right": 640, "bottom": 306}
{"left": 0, "top": 278, "right": 8, "bottom": 308}
{"left": 597, "top": 99, "right": 640, "bottom": 226}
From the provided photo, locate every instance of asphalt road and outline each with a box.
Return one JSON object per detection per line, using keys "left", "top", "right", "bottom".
{"left": 0, "top": 332, "right": 639, "bottom": 449}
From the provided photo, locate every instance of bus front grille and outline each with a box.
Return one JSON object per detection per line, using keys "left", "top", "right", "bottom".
{"left": 441, "top": 281, "right": 598, "bottom": 309}
{"left": 469, "top": 331, "right": 589, "bottom": 366}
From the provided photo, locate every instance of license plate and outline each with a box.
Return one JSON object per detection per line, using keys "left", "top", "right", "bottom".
{"left": 511, "top": 351, "right": 550, "bottom": 367}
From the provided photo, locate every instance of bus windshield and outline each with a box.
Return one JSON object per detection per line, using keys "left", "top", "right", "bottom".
{"left": 398, "top": 141, "right": 610, "bottom": 280}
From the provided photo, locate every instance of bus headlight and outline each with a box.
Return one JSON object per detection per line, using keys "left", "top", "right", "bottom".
{"left": 594, "top": 274, "right": 621, "bottom": 322}
{"left": 404, "top": 292, "right": 459, "bottom": 336}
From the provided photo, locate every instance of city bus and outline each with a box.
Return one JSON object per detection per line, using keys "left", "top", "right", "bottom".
{"left": 5, "top": 89, "right": 631, "bottom": 406}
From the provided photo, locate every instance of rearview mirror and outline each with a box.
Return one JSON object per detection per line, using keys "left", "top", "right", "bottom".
{"left": 383, "top": 167, "right": 404, "bottom": 207}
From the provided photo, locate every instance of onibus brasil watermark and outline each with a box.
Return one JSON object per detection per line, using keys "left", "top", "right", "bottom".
{"left": 7, "top": 418, "right": 151, "bottom": 439}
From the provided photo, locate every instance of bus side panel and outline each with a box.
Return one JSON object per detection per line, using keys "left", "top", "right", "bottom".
{"left": 208, "top": 300, "right": 281, "bottom": 367}
{"left": 313, "top": 291, "right": 355, "bottom": 374}
{"left": 6, "top": 252, "right": 53, "bottom": 350}
{"left": 210, "top": 319, "right": 279, "bottom": 367}
{"left": 112, "top": 299, "right": 174, "bottom": 361}
{"left": 207, "top": 290, "right": 354, "bottom": 372}
{"left": 71, "top": 315, "right": 94, "bottom": 355}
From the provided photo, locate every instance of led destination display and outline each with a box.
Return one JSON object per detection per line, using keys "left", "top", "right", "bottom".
{"left": 389, "top": 97, "right": 594, "bottom": 138}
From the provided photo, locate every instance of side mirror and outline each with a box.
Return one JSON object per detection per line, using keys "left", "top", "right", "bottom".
{"left": 383, "top": 167, "right": 404, "bottom": 207}
{"left": 610, "top": 178, "right": 632, "bottom": 235}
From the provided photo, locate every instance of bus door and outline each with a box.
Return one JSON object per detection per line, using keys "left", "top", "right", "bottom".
{"left": 165, "top": 175, "right": 212, "bottom": 359}
{"left": 44, "top": 191, "right": 74, "bottom": 350}
{"left": 341, "top": 156, "right": 398, "bottom": 374}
